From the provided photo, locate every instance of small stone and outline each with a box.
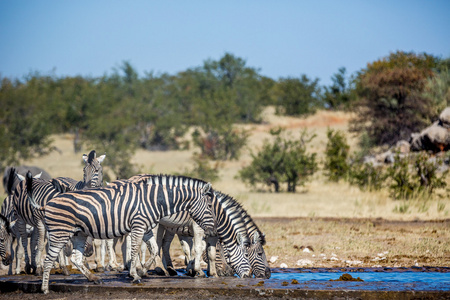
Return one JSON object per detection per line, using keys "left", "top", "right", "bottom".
{"left": 280, "top": 263, "right": 288, "bottom": 268}
{"left": 270, "top": 256, "right": 278, "bottom": 263}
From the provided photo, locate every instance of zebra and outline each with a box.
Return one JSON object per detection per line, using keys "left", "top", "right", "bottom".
{"left": 10, "top": 169, "right": 69, "bottom": 276}
{"left": 0, "top": 193, "right": 38, "bottom": 275}
{"left": 0, "top": 169, "right": 42, "bottom": 275}
{"left": 52, "top": 150, "right": 120, "bottom": 272}
{"left": 28, "top": 174, "right": 216, "bottom": 294}
{"left": 159, "top": 191, "right": 269, "bottom": 278}
{"left": 3, "top": 166, "right": 51, "bottom": 195}
{"left": 0, "top": 214, "right": 13, "bottom": 267}
{"left": 149, "top": 189, "right": 253, "bottom": 279}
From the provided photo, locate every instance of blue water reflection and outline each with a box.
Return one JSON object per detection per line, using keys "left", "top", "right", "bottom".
{"left": 271, "top": 271, "right": 450, "bottom": 284}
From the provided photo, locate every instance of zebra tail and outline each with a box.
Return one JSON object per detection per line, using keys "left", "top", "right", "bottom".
{"left": 25, "top": 171, "right": 45, "bottom": 211}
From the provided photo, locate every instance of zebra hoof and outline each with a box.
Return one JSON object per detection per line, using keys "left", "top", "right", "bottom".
{"left": 132, "top": 278, "right": 142, "bottom": 284}
{"left": 25, "top": 264, "right": 32, "bottom": 275}
{"left": 196, "top": 270, "right": 206, "bottom": 278}
{"left": 62, "top": 267, "right": 70, "bottom": 276}
{"left": 95, "top": 267, "right": 105, "bottom": 273}
{"left": 93, "top": 278, "right": 103, "bottom": 285}
{"left": 167, "top": 267, "right": 178, "bottom": 277}
{"left": 35, "top": 267, "right": 43, "bottom": 276}
{"left": 154, "top": 267, "right": 167, "bottom": 276}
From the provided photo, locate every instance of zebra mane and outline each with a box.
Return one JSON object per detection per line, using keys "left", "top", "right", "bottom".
{"left": 87, "top": 150, "right": 96, "bottom": 164}
{"left": 6, "top": 167, "right": 16, "bottom": 195}
{"left": 214, "top": 190, "right": 265, "bottom": 246}
{"left": 213, "top": 191, "right": 250, "bottom": 244}
{"left": 139, "top": 174, "right": 211, "bottom": 191}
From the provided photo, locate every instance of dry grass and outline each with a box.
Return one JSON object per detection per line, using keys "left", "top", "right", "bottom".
{"left": 3, "top": 107, "right": 449, "bottom": 269}
{"left": 259, "top": 217, "right": 450, "bottom": 269}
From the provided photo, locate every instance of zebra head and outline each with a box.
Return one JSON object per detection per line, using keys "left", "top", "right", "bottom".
{"left": 188, "top": 182, "right": 216, "bottom": 237}
{"left": 82, "top": 150, "right": 105, "bottom": 188}
{"left": 0, "top": 213, "right": 12, "bottom": 266}
{"left": 248, "top": 231, "right": 271, "bottom": 279}
{"left": 227, "top": 232, "right": 251, "bottom": 278}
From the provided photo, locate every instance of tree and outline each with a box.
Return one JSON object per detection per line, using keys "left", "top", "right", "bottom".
{"left": 323, "top": 67, "right": 356, "bottom": 110}
{"left": 274, "top": 75, "right": 321, "bottom": 116}
{"left": 238, "top": 128, "right": 317, "bottom": 192}
{"left": 351, "top": 51, "right": 439, "bottom": 146}
{"left": 0, "top": 76, "right": 55, "bottom": 170}
{"left": 323, "top": 129, "right": 350, "bottom": 181}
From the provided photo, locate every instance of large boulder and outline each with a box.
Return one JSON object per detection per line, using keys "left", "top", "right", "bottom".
{"left": 439, "top": 107, "right": 450, "bottom": 129}
{"left": 410, "top": 107, "right": 450, "bottom": 153}
{"left": 410, "top": 121, "right": 450, "bottom": 152}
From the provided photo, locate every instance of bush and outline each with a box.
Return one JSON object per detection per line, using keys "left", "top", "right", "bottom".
{"left": 348, "top": 162, "right": 387, "bottom": 191}
{"left": 323, "top": 129, "right": 350, "bottom": 181}
{"left": 192, "top": 126, "right": 249, "bottom": 161}
{"left": 238, "top": 128, "right": 317, "bottom": 192}
{"left": 179, "top": 154, "right": 220, "bottom": 183}
{"left": 386, "top": 152, "right": 448, "bottom": 200}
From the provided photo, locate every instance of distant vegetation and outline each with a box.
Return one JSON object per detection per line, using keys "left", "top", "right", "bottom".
{"left": 1, "top": 51, "right": 449, "bottom": 192}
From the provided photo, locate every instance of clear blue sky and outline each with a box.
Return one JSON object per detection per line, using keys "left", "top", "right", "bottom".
{"left": 1, "top": 0, "right": 449, "bottom": 86}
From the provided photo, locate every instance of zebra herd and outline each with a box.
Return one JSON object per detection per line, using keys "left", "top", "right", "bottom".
{"left": 0, "top": 150, "right": 270, "bottom": 294}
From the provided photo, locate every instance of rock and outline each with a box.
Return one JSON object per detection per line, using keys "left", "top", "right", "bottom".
{"left": 280, "top": 263, "right": 288, "bottom": 268}
{"left": 439, "top": 107, "right": 450, "bottom": 128}
{"left": 269, "top": 256, "right": 278, "bottom": 263}
{"left": 296, "top": 259, "right": 313, "bottom": 267}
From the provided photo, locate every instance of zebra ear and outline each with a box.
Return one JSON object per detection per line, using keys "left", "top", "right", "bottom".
{"left": 252, "top": 232, "right": 260, "bottom": 244}
{"left": 16, "top": 173, "right": 25, "bottom": 182}
{"left": 82, "top": 153, "right": 88, "bottom": 163}
{"left": 202, "top": 182, "right": 212, "bottom": 195}
{"left": 236, "top": 232, "right": 249, "bottom": 247}
{"left": 33, "top": 172, "right": 42, "bottom": 179}
{"left": 97, "top": 154, "right": 106, "bottom": 164}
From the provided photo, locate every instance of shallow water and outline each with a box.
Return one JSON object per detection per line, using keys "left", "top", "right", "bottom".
{"left": 271, "top": 271, "right": 450, "bottom": 284}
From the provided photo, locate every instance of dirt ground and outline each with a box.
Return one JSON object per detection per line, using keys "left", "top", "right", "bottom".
{"left": 1, "top": 217, "right": 449, "bottom": 299}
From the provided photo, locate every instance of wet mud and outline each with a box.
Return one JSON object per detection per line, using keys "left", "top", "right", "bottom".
{"left": 0, "top": 267, "right": 449, "bottom": 300}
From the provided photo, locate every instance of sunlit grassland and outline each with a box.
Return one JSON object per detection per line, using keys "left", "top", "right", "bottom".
{"left": 6, "top": 107, "right": 449, "bottom": 221}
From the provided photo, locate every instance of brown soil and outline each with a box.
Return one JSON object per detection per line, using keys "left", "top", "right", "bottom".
{"left": 1, "top": 217, "right": 448, "bottom": 299}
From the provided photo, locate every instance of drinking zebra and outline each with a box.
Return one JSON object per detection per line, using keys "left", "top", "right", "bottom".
{"left": 28, "top": 174, "right": 216, "bottom": 294}
{"left": 0, "top": 214, "right": 13, "bottom": 267}
{"left": 159, "top": 191, "right": 269, "bottom": 278}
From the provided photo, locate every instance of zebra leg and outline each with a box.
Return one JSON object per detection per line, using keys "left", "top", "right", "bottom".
{"left": 206, "top": 236, "right": 219, "bottom": 277}
{"left": 57, "top": 248, "right": 70, "bottom": 276}
{"left": 151, "top": 226, "right": 169, "bottom": 276}
{"left": 191, "top": 224, "right": 206, "bottom": 277}
{"left": 14, "top": 237, "right": 24, "bottom": 275}
{"left": 122, "top": 234, "right": 131, "bottom": 271}
{"left": 70, "top": 235, "right": 102, "bottom": 284}
{"left": 34, "top": 221, "right": 47, "bottom": 276}
{"left": 129, "top": 230, "right": 145, "bottom": 283}
{"left": 42, "top": 234, "right": 74, "bottom": 294}
{"left": 161, "top": 230, "right": 177, "bottom": 276}
{"left": 17, "top": 221, "right": 32, "bottom": 274}
{"left": 142, "top": 231, "right": 158, "bottom": 276}
{"left": 93, "top": 239, "right": 106, "bottom": 272}
{"left": 139, "top": 240, "right": 147, "bottom": 271}
{"left": 105, "top": 238, "right": 120, "bottom": 271}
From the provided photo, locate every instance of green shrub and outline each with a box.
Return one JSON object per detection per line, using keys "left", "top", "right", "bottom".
{"left": 324, "top": 129, "right": 350, "bottom": 181}
{"left": 348, "top": 162, "right": 387, "bottom": 191}
{"left": 238, "top": 128, "right": 317, "bottom": 192}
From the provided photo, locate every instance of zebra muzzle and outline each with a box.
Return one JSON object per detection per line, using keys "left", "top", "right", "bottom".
{"left": 2, "top": 253, "right": 12, "bottom": 266}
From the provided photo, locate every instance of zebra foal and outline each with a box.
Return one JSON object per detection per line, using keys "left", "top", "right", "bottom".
{"left": 29, "top": 174, "right": 216, "bottom": 294}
